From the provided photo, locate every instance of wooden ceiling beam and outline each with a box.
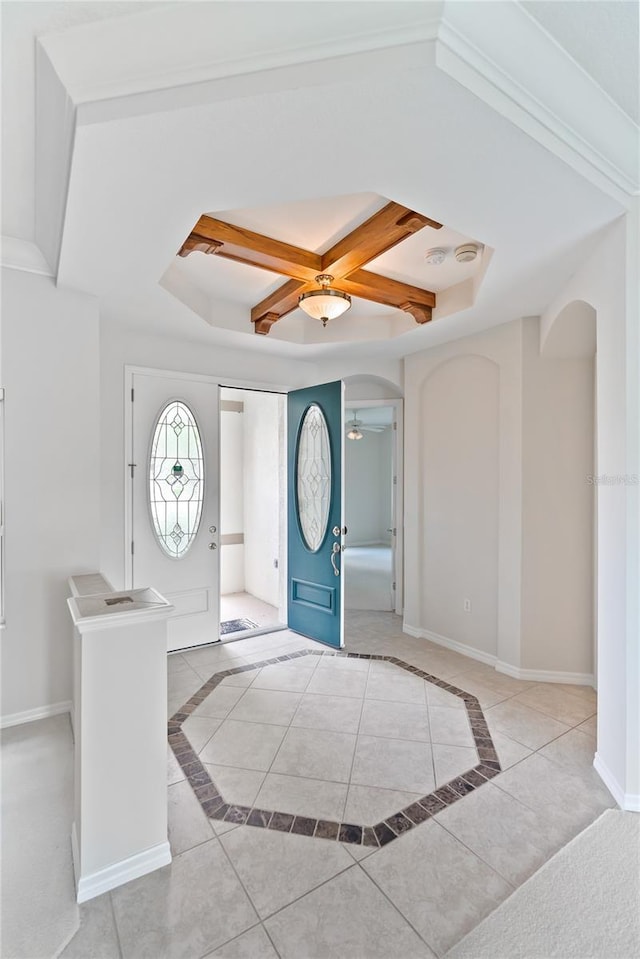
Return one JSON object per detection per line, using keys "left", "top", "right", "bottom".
{"left": 339, "top": 269, "right": 436, "bottom": 309}
{"left": 320, "top": 202, "right": 441, "bottom": 278}
{"left": 249, "top": 203, "right": 439, "bottom": 332}
{"left": 177, "top": 206, "right": 440, "bottom": 334}
{"left": 251, "top": 278, "right": 315, "bottom": 330}
{"left": 179, "top": 215, "right": 322, "bottom": 281}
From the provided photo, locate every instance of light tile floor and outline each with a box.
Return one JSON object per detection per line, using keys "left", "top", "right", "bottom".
{"left": 61, "top": 611, "right": 613, "bottom": 959}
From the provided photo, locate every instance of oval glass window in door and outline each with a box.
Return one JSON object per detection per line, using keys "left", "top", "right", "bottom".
{"left": 296, "top": 403, "right": 332, "bottom": 551}
{"left": 149, "top": 400, "right": 204, "bottom": 558}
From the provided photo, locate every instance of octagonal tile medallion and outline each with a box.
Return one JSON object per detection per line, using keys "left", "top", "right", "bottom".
{"left": 168, "top": 650, "right": 501, "bottom": 850}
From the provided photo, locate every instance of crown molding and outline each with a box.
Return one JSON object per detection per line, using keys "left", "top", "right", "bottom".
{"left": 437, "top": 0, "right": 638, "bottom": 205}
{"left": 40, "top": 4, "right": 441, "bottom": 107}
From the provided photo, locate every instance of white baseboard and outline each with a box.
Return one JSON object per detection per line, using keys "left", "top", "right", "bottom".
{"left": 594, "top": 752, "right": 640, "bottom": 812}
{"left": 403, "top": 624, "right": 595, "bottom": 686}
{"left": 0, "top": 699, "right": 72, "bottom": 729}
{"left": 74, "top": 835, "right": 172, "bottom": 903}
{"left": 496, "top": 661, "right": 595, "bottom": 686}
{"left": 402, "top": 623, "right": 497, "bottom": 667}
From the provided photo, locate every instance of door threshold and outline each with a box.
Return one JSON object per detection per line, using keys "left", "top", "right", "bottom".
{"left": 219, "top": 624, "right": 287, "bottom": 644}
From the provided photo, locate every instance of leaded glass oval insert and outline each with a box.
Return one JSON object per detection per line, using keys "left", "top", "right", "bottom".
{"left": 149, "top": 401, "right": 204, "bottom": 558}
{"left": 296, "top": 404, "right": 331, "bottom": 552}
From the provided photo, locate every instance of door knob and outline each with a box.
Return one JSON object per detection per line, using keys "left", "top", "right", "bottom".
{"left": 208, "top": 542, "right": 217, "bottom": 550}
{"left": 333, "top": 525, "right": 348, "bottom": 536}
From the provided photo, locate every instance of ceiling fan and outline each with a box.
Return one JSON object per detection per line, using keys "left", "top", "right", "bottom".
{"left": 346, "top": 411, "right": 386, "bottom": 440}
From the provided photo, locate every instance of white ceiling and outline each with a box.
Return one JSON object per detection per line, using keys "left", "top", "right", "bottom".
{"left": 346, "top": 407, "right": 394, "bottom": 429}
{"left": 0, "top": 1, "right": 162, "bottom": 239}
{"left": 1, "top": 1, "right": 638, "bottom": 361}
{"left": 522, "top": 0, "right": 639, "bottom": 122}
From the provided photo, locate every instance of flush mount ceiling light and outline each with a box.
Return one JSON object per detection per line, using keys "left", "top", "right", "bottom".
{"left": 298, "top": 274, "right": 351, "bottom": 327}
{"left": 454, "top": 243, "right": 480, "bottom": 263}
{"left": 424, "top": 248, "right": 447, "bottom": 265}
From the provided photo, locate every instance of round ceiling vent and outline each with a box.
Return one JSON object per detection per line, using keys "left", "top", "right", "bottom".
{"left": 424, "top": 248, "right": 447, "bottom": 265}
{"left": 454, "top": 243, "right": 480, "bottom": 263}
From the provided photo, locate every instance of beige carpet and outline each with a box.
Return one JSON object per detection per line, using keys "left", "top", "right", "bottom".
{"left": 1, "top": 714, "right": 79, "bottom": 959}
{"left": 447, "top": 809, "right": 640, "bottom": 959}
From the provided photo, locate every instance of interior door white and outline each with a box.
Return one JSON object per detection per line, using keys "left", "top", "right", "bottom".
{"left": 130, "top": 371, "right": 220, "bottom": 651}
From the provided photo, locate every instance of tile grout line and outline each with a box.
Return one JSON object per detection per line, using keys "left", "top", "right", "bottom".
{"left": 354, "top": 853, "right": 447, "bottom": 958}
{"left": 196, "top": 919, "right": 269, "bottom": 959}
{"left": 342, "top": 657, "right": 371, "bottom": 825}
{"left": 255, "top": 858, "right": 361, "bottom": 925}
{"left": 485, "top": 710, "right": 596, "bottom": 757}
{"left": 424, "top": 683, "right": 439, "bottom": 791}
{"left": 253, "top": 655, "right": 316, "bottom": 800}
{"left": 261, "top": 919, "right": 284, "bottom": 959}
{"left": 499, "top": 695, "right": 597, "bottom": 727}
{"left": 433, "top": 813, "right": 520, "bottom": 891}
{"left": 209, "top": 829, "right": 264, "bottom": 942}
{"left": 107, "top": 888, "right": 126, "bottom": 959}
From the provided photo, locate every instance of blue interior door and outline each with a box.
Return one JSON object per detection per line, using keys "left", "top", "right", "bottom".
{"left": 287, "top": 381, "right": 344, "bottom": 648}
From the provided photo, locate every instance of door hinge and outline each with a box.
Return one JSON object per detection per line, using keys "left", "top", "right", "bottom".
{"left": 0, "top": 388, "right": 4, "bottom": 402}
{"left": 393, "top": 475, "right": 397, "bottom": 485}
{"left": 131, "top": 540, "right": 134, "bottom": 555}
{"left": 393, "top": 421, "right": 397, "bottom": 430}
{"left": 131, "top": 387, "right": 134, "bottom": 402}
{"left": 128, "top": 463, "right": 137, "bottom": 479}
{"left": 392, "top": 582, "right": 396, "bottom": 591}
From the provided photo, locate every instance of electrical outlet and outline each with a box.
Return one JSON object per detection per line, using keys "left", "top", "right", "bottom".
{"left": 463, "top": 598, "right": 471, "bottom": 613}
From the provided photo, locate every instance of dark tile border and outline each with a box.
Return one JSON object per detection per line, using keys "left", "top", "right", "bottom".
{"left": 169, "top": 649, "right": 501, "bottom": 851}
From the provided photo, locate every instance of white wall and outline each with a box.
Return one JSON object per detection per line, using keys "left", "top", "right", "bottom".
{"left": 541, "top": 210, "right": 640, "bottom": 810}
{"left": 346, "top": 429, "right": 393, "bottom": 546}
{"left": 521, "top": 317, "right": 595, "bottom": 674}
{"left": 420, "top": 355, "right": 500, "bottom": 658}
{"left": 0, "top": 269, "right": 100, "bottom": 721}
{"left": 405, "top": 314, "right": 596, "bottom": 678}
{"left": 405, "top": 320, "right": 523, "bottom": 667}
{"left": 243, "top": 391, "right": 281, "bottom": 608}
{"left": 219, "top": 405, "right": 245, "bottom": 594}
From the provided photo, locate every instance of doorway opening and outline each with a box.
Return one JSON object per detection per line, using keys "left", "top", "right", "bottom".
{"left": 219, "top": 386, "right": 287, "bottom": 639}
{"left": 344, "top": 400, "right": 403, "bottom": 613}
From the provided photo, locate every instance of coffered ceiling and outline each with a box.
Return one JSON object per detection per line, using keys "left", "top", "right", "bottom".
{"left": 1, "top": 1, "right": 637, "bottom": 359}
{"left": 172, "top": 196, "right": 488, "bottom": 340}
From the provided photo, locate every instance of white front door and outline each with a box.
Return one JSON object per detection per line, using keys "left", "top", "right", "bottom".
{"left": 130, "top": 371, "right": 220, "bottom": 651}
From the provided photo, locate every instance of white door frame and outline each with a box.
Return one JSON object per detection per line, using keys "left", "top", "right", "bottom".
{"left": 124, "top": 365, "right": 288, "bottom": 591}
{"left": 344, "top": 398, "right": 404, "bottom": 615}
